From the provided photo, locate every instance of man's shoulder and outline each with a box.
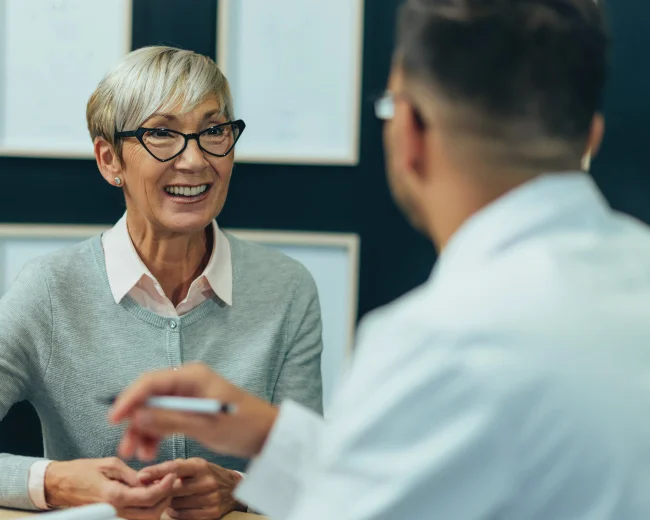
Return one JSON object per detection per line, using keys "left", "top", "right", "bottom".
{"left": 355, "top": 255, "right": 534, "bottom": 346}
{"left": 356, "top": 226, "right": 650, "bottom": 354}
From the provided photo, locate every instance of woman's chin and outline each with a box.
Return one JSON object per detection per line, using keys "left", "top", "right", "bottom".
{"left": 158, "top": 212, "right": 216, "bottom": 236}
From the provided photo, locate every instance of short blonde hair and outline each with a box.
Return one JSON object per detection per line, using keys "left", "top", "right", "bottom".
{"left": 87, "top": 46, "right": 234, "bottom": 155}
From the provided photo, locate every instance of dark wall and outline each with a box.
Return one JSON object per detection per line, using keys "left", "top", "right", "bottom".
{"left": 590, "top": 0, "right": 650, "bottom": 218}
{"left": 0, "top": 0, "right": 648, "bottom": 455}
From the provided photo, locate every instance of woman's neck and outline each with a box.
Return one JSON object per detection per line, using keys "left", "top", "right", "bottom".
{"left": 126, "top": 215, "right": 213, "bottom": 307}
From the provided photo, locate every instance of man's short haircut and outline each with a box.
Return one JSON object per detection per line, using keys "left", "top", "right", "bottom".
{"left": 397, "top": 0, "right": 608, "bottom": 169}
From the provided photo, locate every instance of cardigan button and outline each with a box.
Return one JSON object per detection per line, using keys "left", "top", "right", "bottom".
{"left": 169, "top": 320, "right": 177, "bottom": 329}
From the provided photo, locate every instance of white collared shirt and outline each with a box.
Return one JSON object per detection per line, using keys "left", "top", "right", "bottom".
{"left": 236, "top": 172, "right": 650, "bottom": 520}
{"left": 102, "top": 213, "right": 233, "bottom": 314}
{"left": 28, "top": 213, "right": 234, "bottom": 509}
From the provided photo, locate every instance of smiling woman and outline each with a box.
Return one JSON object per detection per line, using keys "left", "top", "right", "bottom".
{"left": 0, "top": 46, "right": 323, "bottom": 520}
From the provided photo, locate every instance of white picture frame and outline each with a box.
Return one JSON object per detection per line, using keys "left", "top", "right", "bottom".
{"left": 217, "top": 0, "right": 365, "bottom": 165}
{"left": 0, "top": 0, "right": 132, "bottom": 159}
{"left": 0, "top": 224, "right": 359, "bottom": 413}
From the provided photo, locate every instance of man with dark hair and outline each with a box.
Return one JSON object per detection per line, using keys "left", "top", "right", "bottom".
{"left": 111, "top": 1, "right": 650, "bottom": 519}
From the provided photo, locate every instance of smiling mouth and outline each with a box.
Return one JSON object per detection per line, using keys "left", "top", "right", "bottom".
{"left": 163, "top": 183, "right": 212, "bottom": 199}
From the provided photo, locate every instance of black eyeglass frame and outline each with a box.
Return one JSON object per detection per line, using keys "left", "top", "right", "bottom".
{"left": 114, "top": 119, "right": 246, "bottom": 162}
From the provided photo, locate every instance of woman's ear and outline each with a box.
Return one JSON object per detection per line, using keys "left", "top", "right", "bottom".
{"left": 95, "top": 137, "right": 124, "bottom": 187}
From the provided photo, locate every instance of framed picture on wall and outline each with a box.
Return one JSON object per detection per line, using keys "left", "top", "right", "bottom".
{"left": 217, "top": 0, "right": 365, "bottom": 166}
{"left": 0, "top": 0, "right": 132, "bottom": 159}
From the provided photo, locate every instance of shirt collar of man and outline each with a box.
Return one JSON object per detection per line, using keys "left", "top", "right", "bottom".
{"left": 102, "top": 212, "right": 233, "bottom": 307}
{"left": 432, "top": 171, "right": 611, "bottom": 282}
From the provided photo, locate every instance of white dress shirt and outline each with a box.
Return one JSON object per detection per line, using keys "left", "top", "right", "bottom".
{"left": 29, "top": 213, "right": 233, "bottom": 508}
{"left": 236, "top": 172, "right": 650, "bottom": 520}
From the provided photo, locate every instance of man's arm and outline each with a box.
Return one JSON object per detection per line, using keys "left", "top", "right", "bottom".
{"left": 272, "top": 333, "right": 514, "bottom": 520}
{"left": 234, "top": 401, "right": 324, "bottom": 518}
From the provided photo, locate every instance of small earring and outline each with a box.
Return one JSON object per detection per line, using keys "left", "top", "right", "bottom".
{"left": 114, "top": 177, "right": 122, "bottom": 186}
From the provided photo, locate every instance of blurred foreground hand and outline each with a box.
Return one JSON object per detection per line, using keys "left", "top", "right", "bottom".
{"left": 109, "top": 363, "right": 279, "bottom": 461}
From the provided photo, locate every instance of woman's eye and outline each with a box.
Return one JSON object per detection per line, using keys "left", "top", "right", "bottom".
{"left": 150, "top": 129, "right": 173, "bottom": 138}
{"left": 206, "top": 126, "right": 224, "bottom": 136}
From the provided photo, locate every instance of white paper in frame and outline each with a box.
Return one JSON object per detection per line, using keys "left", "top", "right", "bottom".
{"left": 0, "top": 0, "right": 132, "bottom": 159}
{"left": 217, "top": 0, "right": 365, "bottom": 166}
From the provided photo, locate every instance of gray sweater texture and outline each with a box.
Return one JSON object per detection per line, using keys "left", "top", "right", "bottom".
{"left": 0, "top": 233, "right": 323, "bottom": 509}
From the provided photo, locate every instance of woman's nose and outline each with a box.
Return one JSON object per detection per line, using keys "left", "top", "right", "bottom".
{"left": 176, "top": 137, "right": 209, "bottom": 170}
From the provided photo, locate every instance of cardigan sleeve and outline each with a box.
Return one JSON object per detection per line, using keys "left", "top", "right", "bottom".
{"left": 0, "top": 260, "right": 54, "bottom": 510}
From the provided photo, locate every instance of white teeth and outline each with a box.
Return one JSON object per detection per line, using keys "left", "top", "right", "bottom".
{"left": 165, "top": 184, "right": 209, "bottom": 197}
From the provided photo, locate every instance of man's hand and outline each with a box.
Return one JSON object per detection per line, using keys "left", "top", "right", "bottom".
{"left": 139, "top": 458, "right": 245, "bottom": 520}
{"left": 109, "top": 363, "right": 279, "bottom": 461}
{"left": 44, "top": 457, "right": 175, "bottom": 520}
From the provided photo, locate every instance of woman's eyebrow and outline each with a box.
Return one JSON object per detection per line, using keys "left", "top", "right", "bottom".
{"left": 201, "top": 110, "right": 222, "bottom": 121}
{"left": 146, "top": 112, "right": 178, "bottom": 123}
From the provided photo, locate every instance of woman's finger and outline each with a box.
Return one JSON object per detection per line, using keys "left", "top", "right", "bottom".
{"left": 102, "top": 457, "right": 140, "bottom": 487}
{"left": 120, "top": 490, "right": 173, "bottom": 520}
{"left": 139, "top": 458, "right": 201, "bottom": 483}
{"left": 118, "top": 473, "right": 176, "bottom": 507}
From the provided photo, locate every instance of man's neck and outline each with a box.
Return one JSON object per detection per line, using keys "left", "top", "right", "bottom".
{"left": 428, "top": 169, "right": 541, "bottom": 252}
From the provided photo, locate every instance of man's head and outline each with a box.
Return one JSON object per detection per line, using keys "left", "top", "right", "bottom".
{"left": 382, "top": 0, "right": 608, "bottom": 241}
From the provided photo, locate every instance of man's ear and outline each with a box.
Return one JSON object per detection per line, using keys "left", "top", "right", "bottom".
{"left": 582, "top": 114, "right": 605, "bottom": 171}
{"left": 399, "top": 103, "right": 427, "bottom": 182}
{"left": 95, "top": 137, "right": 124, "bottom": 186}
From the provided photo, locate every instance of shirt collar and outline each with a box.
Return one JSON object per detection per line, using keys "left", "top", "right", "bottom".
{"left": 102, "top": 213, "right": 233, "bottom": 306}
{"left": 204, "top": 221, "right": 233, "bottom": 306}
{"left": 433, "top": 172, "right": 611, "bottom": 279}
